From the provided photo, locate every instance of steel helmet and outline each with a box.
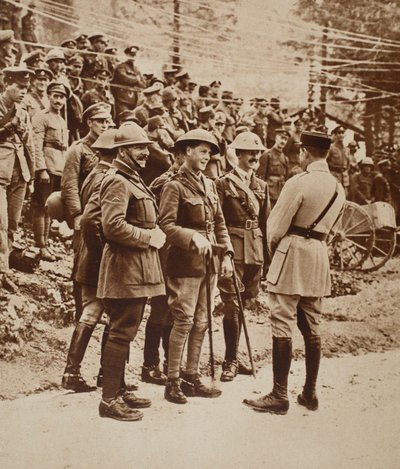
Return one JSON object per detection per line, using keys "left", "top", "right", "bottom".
{"left": 45, "top": 191, "right": 65, "bottom": 222}
{"left": 175, "top": 129, "right": 219, "bottom": 155}
{"left": 91, "top": 128, "right": 117, "bottom": 150}
{"left": 228, "top": 131, "right": 266, "bottom": 151}
{"left": 360, "top": 157, "right": 374, "bottom": 166}
{"left": 113, "top": 122, "right": 152, "bottom": 148}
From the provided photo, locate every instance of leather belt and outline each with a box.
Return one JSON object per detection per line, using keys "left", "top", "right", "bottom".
{"left": 228, "top": 219, "right": 259, "bottom": 230}
{"left": 44, "top": 141, "right": 67, "bottom": 151}
{"left": 185, "top": 220, "right": 215, "bottom": 234}
{"left": 288, "top": 225, "right": 328, "bottom": 241}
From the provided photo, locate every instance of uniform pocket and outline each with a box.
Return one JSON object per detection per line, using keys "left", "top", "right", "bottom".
{"left": 182, "top": 197, "right": 204, "bottom": 225}
{"left": 267, "top": 237, "right": 291, "bottom": 285}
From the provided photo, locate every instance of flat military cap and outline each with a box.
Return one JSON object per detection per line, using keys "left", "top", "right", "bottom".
{"left": 275, "top": 128, "right": 290, "bottom": 138}
{"left": 89, "top": 33, "right": 108, "bottom": 43}
{"left": 189, "top": 80, "right": 197, "bottom": 86}
{"left": 215, "top": 111, "right": 226, "bottom": 124}
{"left": 83, "top": 102, "right": 112, "bottom": 121}
{"left": 149, "top": 77, "right": 165, "bottom": 90}
{"left": 104, "top": 47, "right": 117, "bottom": 55}
{"left": 163, "top": 66, "right": 177, "bottom": 74}
{"left": 377, "top": 158, "right": 391, "bottom": 167}
{"left": 270, "top": 97, "right": 280, "bottom": 104}
{"left": 162, "top": 86, "right": 178, "bottom": 102}
{"left": 34, "top": 68, "right": 53, "bottom": 81}
{"left": 210, "top": 80, "right": 221, "bottom": 87}
{"left": 95, "top": 68, "right": 112, "bottom": 79}
{"left": 360, "top": 157, "right": 374, "bottom": 166}
{"left": 300, "top": 131, "right": 332, "bottom": 150}
{"left": 47, "top": 81, "right": 70, "bottom": 98}
{"left": 75, "top": 33, "right": 88, "bottom": 41}
{"left": 143, "top": 84, "right": 160, "bottom": 95}
{"left": 45, "top": 48, "right": 66, "bottom": 62}
{"left": 21, "top": 49, "right": 44, "bottom": 67}
{"left": 3, "top": 67, "right": 34, "bottom": 85}
{"left": 67, "top": 54, "right": 84, "bottom": 65}
{"left": 221, "top": 90, "right": 233, "bottom": 100}
{"left": 198, "top": 105, "right": 215, "bottom": 117}
{"left": 124, "top": 45, "right": 139, "bottom": 56}
{"left": 61, "top": 39, "right": 76, "bottom": 48}
{"left": 331, "top": 125, "right": 345, "bottom": 135}
{"left": 0, "top": 30, "right": 14, "bottom": 43}
{"left": 91, "top": 128, "right": 117, "bottom": 150}
{"left": 175, "top": 70, "right": 189, "bottom": 80}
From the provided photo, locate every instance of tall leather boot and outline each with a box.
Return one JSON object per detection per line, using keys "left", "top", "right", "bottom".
{"left": 62, "top": 322, "right": 97, "bottom": 392}
{"left": 96, "top": 325, "right": 109, "bottom": 388}
{"left": 220, "top": 316, "right": 239, "bottom": 382}
{"left": 243, "top": 337, "right": 292, "bottom": 414}
{"left": 161, "top": 323, "right": 173, "bottom": 368}
{"left": 142, "top": 321, "right": 167, "bottom": 385}
{"left": 297, "top": 335, "right": 321, "bottom": 411}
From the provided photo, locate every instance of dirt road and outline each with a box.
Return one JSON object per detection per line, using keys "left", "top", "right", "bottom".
{"left": 1, "top": 349, "right": 399, "bottom": 469}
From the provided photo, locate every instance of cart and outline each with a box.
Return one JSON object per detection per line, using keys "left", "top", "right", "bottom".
{"left": 329, "top": 201, "right": 397, "bottom": 272}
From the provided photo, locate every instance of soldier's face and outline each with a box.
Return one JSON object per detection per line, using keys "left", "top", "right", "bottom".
{"left": 238, "top": 150, "right": 261, "bottom": 172}
{"left": 34, "top": 77, "right": 49, "bottom": 93}
{"left": 88, "top": 118, "right": 111, "bottom": 136}
{"left": 275, "top": 134, "right": 288, "bottom": 150}
{"left": 93, "top": 39, "right": 107, "bottom": 52}
{"left": 6, "top": 82, "right": 29, "bottom": 103}
{"left": 2, "top": 40, "right": 14, "bottom": 57}
{"left": 361, "top": 165, "right": 372, "bottom": 175}
{"left": 48, "top": 59, "right": 64, "bottom": 74}
{"left": 122, "top": 144, "right": 149, "bottom": 169}
{"left": 96, "top": 75, "right": 108, "bottom": 89}
{"left": 186, "top": 143, "right": 212, "bottom": 172}
{"left": 48, "top": 91, "right": 66, "bottom": 111}
{"left": 70, "top": 62, "right": 83, "bottom": 76}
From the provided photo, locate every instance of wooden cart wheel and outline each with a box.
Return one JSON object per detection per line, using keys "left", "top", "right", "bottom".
{"left": 360, "top": 227, "right": 396, "bottom": 272}
{"left": 329, "top": 201, "right": 375, "bottom": 270}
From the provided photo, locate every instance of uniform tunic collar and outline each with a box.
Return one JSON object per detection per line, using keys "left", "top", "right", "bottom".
{"left": 306, "top": 160, "right": 330, "bottom": 172}
{"left": 112, "top": 158, "right": 141, "bottom": 181}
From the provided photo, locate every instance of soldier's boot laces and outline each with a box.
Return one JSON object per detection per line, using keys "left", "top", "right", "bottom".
{"left": 99, "top": 395, "right": 143, "bottom": 422}
{"left": 164, "top": 378, "right": 187, "bottom": 404}
{"left": 141, "top": 364, "right": 167, "bottom": 386}
{"left": 220, "top": 360, "right": 238, "bottom": 382}
{"left": 181, "top": 373, "right": 222, "bottom": 398}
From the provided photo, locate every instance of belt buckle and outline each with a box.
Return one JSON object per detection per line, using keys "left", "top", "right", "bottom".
{"left": 205, "top": 221, "right": 214, "bottom": 234}
{"left": 245, "top": 219, "right": 257, "bottom": 230}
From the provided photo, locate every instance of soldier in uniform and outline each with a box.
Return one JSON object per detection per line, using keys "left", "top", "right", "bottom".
{"left": 159, "top": 129, "right": 233, "bottom": 404}
{"left": 66, "top": 54, "right": 84, "bottom": 99}
{"left": 61, "top": 102, "right": 112, "bottom": 320}
{"left": 81, "top": 68, "right": 114, "bottom": 117}
{"left": 0, "top": 30, "right": 14, "bottom": 70}
{"left": 252, "top": 98, "right": 269, "bottom": 147}
{"left": 44, "top": 49, "right": 69, "bottom": 88}
{"left": 216, "top": 131, "right": 270, "bottom": 381}
{"left": 162, "top": 86, "right": 188, "bottom": 140}
{"left": 75, "top": 33, "right": 90, "bottom": 51}
{"left": 111, "top": 45, "right": 146, "bottom": 122}
{"left": 31, "top": 82, "right": 69, "bottom": 261}
{"left": 60, "top": 39, "right": 77, "bottom": 61}
{"left": 215, "top": 91, "right": 236, "bottom": 143}
{"left": 22, "top": 68, "right": 52, "bottom": 119}
{"left": 244, "top": 131, "right": 345, "bottom": 415}
{"left": 257, "top": 128, "right": 290, "bottom": 206}
{"left": 0, "top": 67, "right": 35, "bottom": 282}
{"left": 373, "top": 159, "right": 393, "bottom": 205}
{"left": 349, "top": 157, "right": 374, "bottom": 205}
{"left": 97, "top": 122, "right": 166, "bottom": 421}
{"left": 327, "top": 125, "right": 350, "bottom": 196}
{"left": 21, "top": 49, "right": 45, "bottom": 70}
{"left": 82, "top": 33, "right": 110, "bottom": 90}
{"left": 266, "top": 97, "right": 284, "bottom": 149}
{"left": 133, "top": 84, "right": 162, "bottom": 128}
{"left": 208, "top": 80, "right": 221, "bottom": 104}
{"left": 163, "top": 66, "right": 177, "bottom": 88}
{"left": 105, "top": 47, "right": 120, "bottom": 75}
{"left": 61, "top": 128, "right": 116, "bottom": 393}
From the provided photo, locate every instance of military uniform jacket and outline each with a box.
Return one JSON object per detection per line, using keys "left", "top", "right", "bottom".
{"left": 327, "top": 141, "right": 350, "bottom": 187}
{"left": 350, "top": 172, "right": 373, "bottom": 204}
{"left": 216, "top": 169, "right": 270, "bottom": 265}
{"left": 31, "top": 109, "right": 69, "bottom": 176}
{"left": 74, "top": 160, "right": 112, "bottom": 286}
{"left": 215, "top": 103, "right": 235, "bottom": 143}
{"left": 373, "top": 172, "right": 392, "bottom": 204}
{"left": 61, "top": 133, "right": 98, "bottom": 220}
{"left": 159, "top": 165, "right": 233, "bottom": 278}
{"left": 22, "top": 92, "right": 49, "bottom": 119}
{"left": 111, "top": 61, "right": 146, "bottom": 105}
{"left": 267, "top": 160, "right": 345, "bottom": 297}
{"left": 97, "top": 159, "right": 165, "bottom": 299}
{"left": 0, "top": 97, "right": 35, "bottom": 184}
{"left": 257, "top": 147, "right": 288, "bottom": 201}
{"left": 81, "top": 87, "right": 115, "bottom": 116}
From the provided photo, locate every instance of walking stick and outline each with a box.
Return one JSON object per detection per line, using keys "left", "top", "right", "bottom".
{"left": 229, "top": 256, "right": 257, "bottom": 378}
{"left": 205, "top": 253, "right": 216, "bottom": 383}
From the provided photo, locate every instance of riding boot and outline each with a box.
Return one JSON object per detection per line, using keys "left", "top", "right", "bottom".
{"left": 143, "top": 321, "right": 163, "bottom": 368}
{"left": 96, "top": 324, "right": 109, "bottom": 388}
{"left": 62, "top": 322, "right": 96, "bottom": 392}
{"left": 221, "top": 316, "right": 239, "bottom": 382}
{"left": 243, "top": 337, "right": 292, "bottom": 414}
{"left": 298, "top": 335, "right": 321, "bottom": 411}
{"left": 102, "top": 339, "right": 129, "bottom": 400}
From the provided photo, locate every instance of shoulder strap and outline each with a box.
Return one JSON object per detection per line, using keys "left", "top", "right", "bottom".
{"left": 308, "top": 182, "right": 339, "bottom": 230}
{"left": 225, "top": 172, "right": 260, "bottom": 215}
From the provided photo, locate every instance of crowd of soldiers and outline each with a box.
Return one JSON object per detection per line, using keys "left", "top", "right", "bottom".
{"left": 0, "top": 28, "right": 397, "bottom": 421}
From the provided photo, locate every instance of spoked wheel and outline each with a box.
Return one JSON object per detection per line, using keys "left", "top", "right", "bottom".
{"left": 329, "top": 201, "right": 375, "bottom": 270}
{"left": 361, "top": 228, "right": 396, "bottom": 271}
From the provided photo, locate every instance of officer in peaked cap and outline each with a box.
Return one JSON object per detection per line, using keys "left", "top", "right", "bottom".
{"left": 75, "top": 33, "right": 90, "bottom": 50}
{"left": 81, "top": 68, "right": 115, "bottom": 117}
{"left": 22, "top": 68, "right": 53, "bottom": 118}
{"left": 163, "top": 66, "right": 177, "bottom": 87}
{"left": 96, "top": 123, "right": 165, "bottom": 420}
{"left": 61, "top": 39, "right": 77, "bottom": 49}
{"left": 133, "top": 84, "right": 162, "bottom": 127}
{"left": 0, "top": 67, "right": 35, "bottom": 284}
{"left": 0, "top": 30, "right": 15, "bottom": 71}
{"left": 21, "top": 49, "right": 45, "bottom": 70}
{"left": 327, "top": 125, "right": 350, "bottom": 195}
{"left": 244, "top": 131, "right": 345, "bottom": 415}
{"left": 216, "top": 132, "right": 270, "bottom": 381}
{"left": 124, "top": 45, "right": 140, "bottom": 56}
{"left": 81, "top": 33, "right": 110, "bottom": 91}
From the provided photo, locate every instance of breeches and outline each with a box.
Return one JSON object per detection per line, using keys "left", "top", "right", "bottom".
{"left": 103, "top": 297, "right": 146, "bottom": 344}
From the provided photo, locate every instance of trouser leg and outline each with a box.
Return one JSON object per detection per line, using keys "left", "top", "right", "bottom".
{"left": 0, "top": 184, "right": 9, "bottom": 273}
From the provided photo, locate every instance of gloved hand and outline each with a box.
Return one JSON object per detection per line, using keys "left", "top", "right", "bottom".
{"left": 148, "top": 226, "right": 166, "bottom": 249}
{"left": 191, "top": 232, "right": 212, "bottom": 257}
{"left": 220, "top": 254, "right": 233, "bottom": 278}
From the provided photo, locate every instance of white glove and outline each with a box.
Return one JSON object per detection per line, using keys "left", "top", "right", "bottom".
{"left": 191, "top": 232, "right": 212, "bottom": 257}
{"left": 148, "top": 226, "right": 166, "bottom": 249}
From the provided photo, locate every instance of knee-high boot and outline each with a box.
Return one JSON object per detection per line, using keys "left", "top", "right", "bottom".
{"left": 298, "top": 335, "right": 321, "bottom": 410}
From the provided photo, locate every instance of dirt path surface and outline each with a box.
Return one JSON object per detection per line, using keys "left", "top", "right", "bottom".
{"left": 1, "top": 349, "right": 399, "bottom": 469}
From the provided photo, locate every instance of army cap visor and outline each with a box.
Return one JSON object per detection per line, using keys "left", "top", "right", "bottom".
{"left": 47, "top": 81, "right": 71, "bottom": 98}
{"left": 300, "top": 131, "right": 332, "bottom": 150}
{"left": 3, "top": 67, "right": 34, "bottom": 86}
{"left": 83, "top": 102, "right": 113, "bottom": 121}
